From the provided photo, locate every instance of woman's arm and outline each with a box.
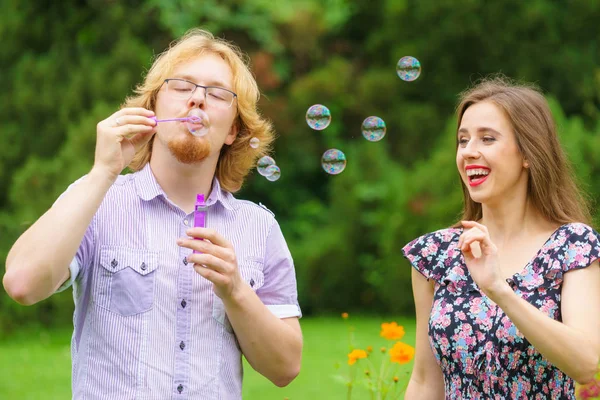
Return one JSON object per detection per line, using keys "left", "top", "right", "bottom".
{"left": 488, "top": 261, "right": 600, "bottom": 384}
{"left": 404, "top": 268, "right": 445, "bottom": 400}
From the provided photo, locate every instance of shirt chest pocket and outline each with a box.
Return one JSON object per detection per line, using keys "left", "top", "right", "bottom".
{"left": 94, "top": 247, "right": 159, "bottom": 316}
{"left": 213, "top": 260, "right": 265, "bottom": 333}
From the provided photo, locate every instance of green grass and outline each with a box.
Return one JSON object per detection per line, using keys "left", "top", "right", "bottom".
{"left": 0, "top": 316, "right": 415, "bottom": 399}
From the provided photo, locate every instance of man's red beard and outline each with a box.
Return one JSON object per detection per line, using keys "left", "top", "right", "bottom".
{"left": 167, "top": 134, "right": 211, "bottom": 164}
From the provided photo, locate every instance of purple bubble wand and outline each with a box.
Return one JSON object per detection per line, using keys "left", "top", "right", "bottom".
{"left": 192, "top": 194, "right": 207, "bottom": 254}
{"left": 151, "top": 116, "right": 202, "bottom": 123}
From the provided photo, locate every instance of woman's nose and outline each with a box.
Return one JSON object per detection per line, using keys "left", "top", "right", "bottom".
{"left": 460, "top": 141, "right": 481, "bottom": 159}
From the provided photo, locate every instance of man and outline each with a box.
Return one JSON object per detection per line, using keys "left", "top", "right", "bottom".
{"left": 3, "top": 28, "right": 302, "bottom": 399}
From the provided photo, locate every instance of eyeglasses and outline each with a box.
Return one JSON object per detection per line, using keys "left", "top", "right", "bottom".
{"left": 163, "top": 78, "right": 237, "bottom": 109}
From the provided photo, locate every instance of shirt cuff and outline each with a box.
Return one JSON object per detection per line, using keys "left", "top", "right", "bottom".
{"left": 55, "top": 258, "right": 80, "bottom": 293}
{"left": 266, "top": 304, "right": 302, "bottom": 319}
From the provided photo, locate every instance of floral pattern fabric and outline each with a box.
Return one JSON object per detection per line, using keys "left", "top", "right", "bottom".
{"left": 402, "top": 223, "right": 600, "bottom": 399}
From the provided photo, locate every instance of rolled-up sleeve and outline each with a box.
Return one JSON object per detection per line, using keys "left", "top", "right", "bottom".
{"left": 258, "top": 220, "right": 301, "bottom": 319}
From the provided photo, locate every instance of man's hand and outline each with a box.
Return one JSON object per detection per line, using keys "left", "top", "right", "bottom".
{"left": 94, "top": 107, "right": 157, "bottom": 179}
{"left": 177, "top": 228, "right": 245, "bottom": 300}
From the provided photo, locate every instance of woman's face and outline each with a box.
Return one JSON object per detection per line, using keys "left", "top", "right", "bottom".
{"left": 456, "top": 101, "right": 529, "bottom": 206}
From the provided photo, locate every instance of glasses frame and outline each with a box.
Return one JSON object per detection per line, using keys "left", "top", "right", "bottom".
{"left": 163, "top": 78, "right": 238, "bottom": 109}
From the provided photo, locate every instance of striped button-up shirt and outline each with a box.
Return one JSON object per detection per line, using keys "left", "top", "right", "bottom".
{"left": 58, "top": 163, "right": 301, "bottom": 399}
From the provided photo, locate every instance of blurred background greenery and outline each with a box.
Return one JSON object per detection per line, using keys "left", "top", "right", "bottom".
{"left": 1, "top": 0, "right": 599, "bottom": 396}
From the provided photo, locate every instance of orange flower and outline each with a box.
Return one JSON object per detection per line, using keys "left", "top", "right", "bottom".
{"left": 366, "top": 346, "right": 373, "bottom": 353}
{"left": 380, "top": 347, "right": 387, "bottom": 353}
{"left": 347, "top": 349, "right": 368, "bottom": 365}
{"left": 389, "top": 342, "right": 415, "bottom": 365}
{"left": 393, "top": 376, "right": 399, "bottom": 383}
{"left": 341, "top": 312, "right": 349, "bottom": 319}
{"left": 380, "top": 322, "right": 405, "bottom": 340}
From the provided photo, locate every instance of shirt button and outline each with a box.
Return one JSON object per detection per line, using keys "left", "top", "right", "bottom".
{"left": 177, "top": 384, "right": 183, "bottom": 393}
{"left": 181, "top": 300, "right": 187, "bottom": 308}
{"left": 183, "top": 257, "right": 188, "bottom": 266}
{"left": 111, "top": 259, "right": 118, "bottom": 268}
{"left": 180, "top": 341, "right": 185, "bottom": 350}
{"left": 184, "top": 219, "right": 189, "bottom": 226}
{"left": 140, "top": 262, "right": 147, "bottom": 271}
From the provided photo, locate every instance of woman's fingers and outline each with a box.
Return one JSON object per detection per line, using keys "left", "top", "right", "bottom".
{"left": 460, "top": 224, "right": 497, "bottom": 258}
{"left": 469, "top": 241, "right": 482, "bottom": 258}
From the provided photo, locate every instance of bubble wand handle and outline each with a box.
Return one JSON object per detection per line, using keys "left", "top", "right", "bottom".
{"left": 192, "top": 194, "right": 207, "bottom": 254}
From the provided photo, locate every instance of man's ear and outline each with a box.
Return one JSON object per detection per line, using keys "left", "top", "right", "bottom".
{"left": 225, "top": 121, "right": 239, "bottom": 146}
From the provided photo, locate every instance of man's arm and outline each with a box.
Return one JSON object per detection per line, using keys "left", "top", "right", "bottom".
{"left": 223, "top": 288, "right": 302, "bottom": 387}
{"left": 3, "top": 168, "right": 115, "bottom": 305}
{"left": 180, "top": 224, "right": 303, "bottom": 387}
{"left": 3, "top": 108, "right": 156, "bottom": 305}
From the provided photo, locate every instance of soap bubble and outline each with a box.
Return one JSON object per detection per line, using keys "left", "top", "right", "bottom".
{"left": 186, "top": 109, "right": 208, "bottom": 136}
{"left": 321, "top": 149, "right": 346, "bottom": 175}
{"left": 396, "top": 56, "right": 421, "bottom": 82}
{"left": 306, "top": 104, "right": 332, "bottom": 130}
{"left": 265, "top": 165, "right": 281, "bottom": 182}
{"left": 361, "top": 116, "right": 386, "bottom": 142}
{"left": 249, "top": 137, "right": 260, "bottom": 149}
{"left": 257, "top": 156, "right": 276, "bottom": 176}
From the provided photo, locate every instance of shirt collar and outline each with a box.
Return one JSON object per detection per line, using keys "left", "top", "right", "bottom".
{"left": 205, "top": 176, "right": 235, "bottom": 211}
{"left": 134, "top": 163, "right": 164, "bottom": 201}
{"left": 134, "top": 163, "right": 235, "bottom": 211}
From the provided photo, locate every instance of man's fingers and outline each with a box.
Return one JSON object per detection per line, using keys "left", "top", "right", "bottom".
{"left": 127, "top": 130, "right": 156, "bottom": 151}
{"left": 116, "top": 107, "right": 156, "bottom": 117}
{"left": 118, "top": 124, "right": 155, "bottom": 137}
{"left": 187, "top": 253, "right": 228, "bottom": 274}
{"left": 186, "top": 228, "right": 232, "bottom": 250}
{"left": 193, "top": 264, "right": 228, "bottom": 286}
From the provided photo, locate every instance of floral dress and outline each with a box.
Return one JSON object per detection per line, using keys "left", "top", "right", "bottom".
{"left": 402, "top": 223, "right": 600, "bottom": 399}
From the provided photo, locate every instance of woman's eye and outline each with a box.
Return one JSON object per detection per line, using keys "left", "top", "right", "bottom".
{"left": 483, "top": 136, "right": 496, "bottom": 143}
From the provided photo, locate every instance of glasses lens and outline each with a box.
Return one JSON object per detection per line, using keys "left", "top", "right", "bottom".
{"left": 167, "top": 80, "right": 195, "bottom": 99}
{"left": 206, "top": 88, "right": 235, "bottom": 108}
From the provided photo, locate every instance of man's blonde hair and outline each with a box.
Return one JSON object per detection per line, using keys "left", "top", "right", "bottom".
{"left": 124, "top": 28, "right": 275, "bottom": 193}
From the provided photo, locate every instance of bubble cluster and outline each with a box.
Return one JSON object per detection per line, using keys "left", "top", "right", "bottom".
{"left": 256, "top": 58, "right": 424, "bottom": 185}
{"left": 396, "top": 56, "right": 421, "bottom": 82}
{"left": 361, "top": 117, "right": 386, "bottom": 142}
{"left": 256, "top": 156, "right": 281, "bottom": 182}
{"left": 265, "top": 165, "right": 281, "bottom": 182}
{"left": 306, "top": 104, "right": 332, "bottom": 130}
{"left": 321, "top": 149, "right": 347, "bottom": 175}
{"left": 257, "top": 156, "right": 276, "bottom": 176}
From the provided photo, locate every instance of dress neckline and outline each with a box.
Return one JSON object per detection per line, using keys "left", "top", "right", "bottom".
{"left": 457, "top": 223, "right": 570, "bottom": 281}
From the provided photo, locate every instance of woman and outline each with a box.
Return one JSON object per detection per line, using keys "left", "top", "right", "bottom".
{"left": 402, "top": 76, "right": 600, "bottom": 399}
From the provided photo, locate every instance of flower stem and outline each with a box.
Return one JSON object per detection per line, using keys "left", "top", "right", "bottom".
{"left": 378, "top": 350, "right": 389, "bottom": 399}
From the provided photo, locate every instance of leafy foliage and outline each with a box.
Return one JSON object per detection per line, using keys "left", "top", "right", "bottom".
{"left": 1, "top": 0, "right": 599, "bottom": 333}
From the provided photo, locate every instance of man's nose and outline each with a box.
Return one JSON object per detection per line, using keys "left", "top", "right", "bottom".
{"left": 187, "top": 87, "right": 206, "bottom": 109}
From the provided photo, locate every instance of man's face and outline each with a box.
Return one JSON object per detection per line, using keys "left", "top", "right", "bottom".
{"left": 154, "top": 53, "right": 238, "bottom": 165}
